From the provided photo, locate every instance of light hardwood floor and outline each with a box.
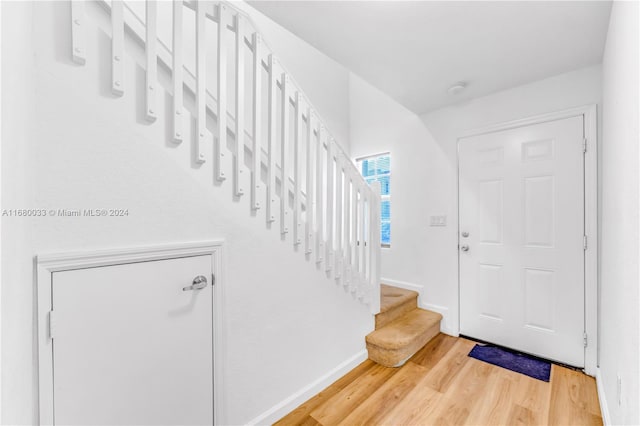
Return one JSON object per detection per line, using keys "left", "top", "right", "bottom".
{"left": 275, "top": 334, "right": 602, "bottom": 426}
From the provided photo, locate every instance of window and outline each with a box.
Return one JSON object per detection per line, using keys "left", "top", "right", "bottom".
{"left": 356, "top": 153, "right": 391, "bottom": 247}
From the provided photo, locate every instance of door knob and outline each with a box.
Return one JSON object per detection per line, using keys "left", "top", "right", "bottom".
{"left": 460, "top": 245, "right": 469, "bottom": 252}
{"left": 183, "top": 275, "right": 208, "bottom": 291}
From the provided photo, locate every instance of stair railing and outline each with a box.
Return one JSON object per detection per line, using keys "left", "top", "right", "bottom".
{"left": 71, "top": 0, "right": 381, "bottom": 313}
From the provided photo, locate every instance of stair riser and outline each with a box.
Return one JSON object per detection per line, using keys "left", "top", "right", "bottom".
{"left": 367, "top": 321, "right": 440, "bottom": 368}
{"left": 375, "top": 295, "right": 417, "bottom": 329}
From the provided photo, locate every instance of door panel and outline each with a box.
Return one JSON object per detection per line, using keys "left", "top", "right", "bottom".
{"left": 459, "top": 116, "right": 585, "bottom": 367}
{"left": 52, "top": 255, "right": 213, "bottom": 425}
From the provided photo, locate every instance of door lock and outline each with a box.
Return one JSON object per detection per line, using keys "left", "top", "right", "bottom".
{"left": 461, "top": 231, "right": 469, "bottom": 238}
{"left": 460, "top": 245, "right": 469, "bottom": 252}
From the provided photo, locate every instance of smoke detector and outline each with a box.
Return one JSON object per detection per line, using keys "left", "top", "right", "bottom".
{"left": 447, "top": 82, "right": 468, "bottom": 95}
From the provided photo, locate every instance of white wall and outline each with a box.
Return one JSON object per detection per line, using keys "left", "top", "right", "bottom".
{"left": 599, "top": 1, "right": 639, "bottom": 424}
{"left": 349, "top": 65, "right": 602, "bottom": 335}
{"left": 1, "top": 2, "right": 368, "bottom": 425}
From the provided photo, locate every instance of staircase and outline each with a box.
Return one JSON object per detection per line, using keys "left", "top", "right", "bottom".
{"left": 70, "top": 0, "right": 381, "bottom": 312}
{"left": 366, "top": 285, "right": 442, "bottom": 367}
{"left": 68, "top": 1, "right": 443, "bottom": 367}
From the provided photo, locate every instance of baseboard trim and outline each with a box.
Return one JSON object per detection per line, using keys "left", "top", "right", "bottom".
{"left": 422, "top": 302, "right": 457, "bottom": 337}
{"left": 245, "top": 349, "right": 368, "bottom": 425}
{"left": 595, "top": 368, "right": 612, "bottom": 425}
{"left": 380, "top": 277, "right": 423, "bottom": 294}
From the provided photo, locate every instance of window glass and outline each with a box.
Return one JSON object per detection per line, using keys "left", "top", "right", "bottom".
{"left": 357, "top": 153, "right": 391, "bottom": 247}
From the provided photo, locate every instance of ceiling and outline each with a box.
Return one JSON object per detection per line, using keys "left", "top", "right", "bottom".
{"left": 248, "top": 1, "right": 612, "bottom": 114}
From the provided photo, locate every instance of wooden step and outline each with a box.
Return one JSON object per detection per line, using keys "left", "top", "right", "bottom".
{"left": 366, "top": 308, "right": 442, "bottom": 368}
{"left": 377, "top": 284, "right": 419, "bottom": 329}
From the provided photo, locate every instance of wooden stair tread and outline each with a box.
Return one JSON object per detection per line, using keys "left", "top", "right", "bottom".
{"left": 380, "top": 284, "right": 418, "bottom": 313}
{"left": 366, "top": 308, "right": 443, "bottom": 350}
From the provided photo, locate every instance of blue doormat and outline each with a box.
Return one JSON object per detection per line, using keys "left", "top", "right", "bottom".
{"left": 468, "top": 344, "right": 551, "bottom": 382}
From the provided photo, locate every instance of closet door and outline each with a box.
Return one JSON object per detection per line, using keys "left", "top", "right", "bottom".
{"left": 52, "top": 255, "right": 214, "bottom": 425}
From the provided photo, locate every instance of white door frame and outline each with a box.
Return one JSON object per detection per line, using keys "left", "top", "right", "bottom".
{"left": 457, "top": 104, "right": 598, "bottom": 376}
{"left": 36, "top": 241, "right": 226, "bottom": 425}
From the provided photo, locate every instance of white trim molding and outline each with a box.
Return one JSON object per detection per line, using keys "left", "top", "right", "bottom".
{"left": 35, "top": 241, "right": 226, "bottom": 425}
{"left": 246, "top": 350, "right": 368, "bottom": 425}
{"left": 596, "top": 368, "right": 612, "bottom": 425}
{"left": 457, "top": 104, "right": 599, "bottom": 376}
{"left": 381, "top": 277, "right": 423, "bottom": 294}
{"left": 423, "top": 303, "right": 455, "bottom": 337}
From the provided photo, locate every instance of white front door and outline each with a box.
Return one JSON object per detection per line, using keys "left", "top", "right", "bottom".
{"left": 459, "top": 115, "right": 585, "bottom": 367}
{"left": 52, "top": 255, "right": 214, "bottom": 425}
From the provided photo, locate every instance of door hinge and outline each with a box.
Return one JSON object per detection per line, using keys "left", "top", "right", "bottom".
{"left": 583, "top": 235, "right": 588, "bottom": 250}
{"left": 583, "top": 138, "right": 588, "bottom": 153}
{"left": 583, "top": 332, "right": 588, "bottom": 347}
{"left": 48, "top": 311, "right": 55, "bottom": 339}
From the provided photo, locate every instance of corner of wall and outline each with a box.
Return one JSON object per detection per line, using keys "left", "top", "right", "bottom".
{"left": 596, "top": 368, "right": 612, "bottom": 425}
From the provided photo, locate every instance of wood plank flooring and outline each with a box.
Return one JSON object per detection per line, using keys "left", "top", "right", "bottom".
{"left": 275, "top": 334, "right": 602, "bottom": 426}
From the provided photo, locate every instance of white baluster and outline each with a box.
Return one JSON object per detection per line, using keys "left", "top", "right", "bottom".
{"left": 266, "top": 55, "right": 278, "bottom": 224}
{"left": 343, "top": 173, "right": 351, "bottom": 287}
{"left": 172, "top": 0, "right": 183, "bottom": 142}
{"left": 111, "top": 0, "right": 124, "bottom": 96}
{"left": 71, "top": 0, "right": 86, "bottom": 64}
{"left": 215, "top": 3, "right": 228, "bottom": 180}
{"left": 351, "top": 180, "right": 360, "bottom": 292}
{"left": 305, "top": 110, "right": 315, "bottom": 255}
{"left": 195, "top": 0, "right": 207, "bottom": 163}
{"left": 325, "top": 138, "right": 334, "bottom": 272}
{"left": 316, "top": 127, "right": 325, "bottom": 264}
{"left": 280, "top": 74, "right": 290, "bottom": 235}
{"left": 360, "top": 189, "right": 368, "bottom": 299}
{"left": 353, "top": 183, "right": 363, "bottom": 294}
{"left": 334, "top": 153, "right": 343, "bottom": 279}
{"left": 234, "top": 15, "right": 245, "bottom": 196}
{"left": 369, "top": 183, "right": 382, "bottom": 314}
{"left": 293, "top": 93, "right": 303, "bottom": 246}
{"left": 145, "top": 0, "right": 157, "bottom": 122}
{"left": 251, "top": 33, "right": 263, "bottom": 210}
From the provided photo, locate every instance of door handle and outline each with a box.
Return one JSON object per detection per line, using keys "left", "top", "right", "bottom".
{"left": 183, "top": 275, "right": 208, "bottom": 291}
{"left": 460, "top": 245, "right": 469, "bottom": 252}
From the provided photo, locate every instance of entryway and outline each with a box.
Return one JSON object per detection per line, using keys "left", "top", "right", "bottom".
{"left": 458, "top": 108, "right": 597, "bottom": 369}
